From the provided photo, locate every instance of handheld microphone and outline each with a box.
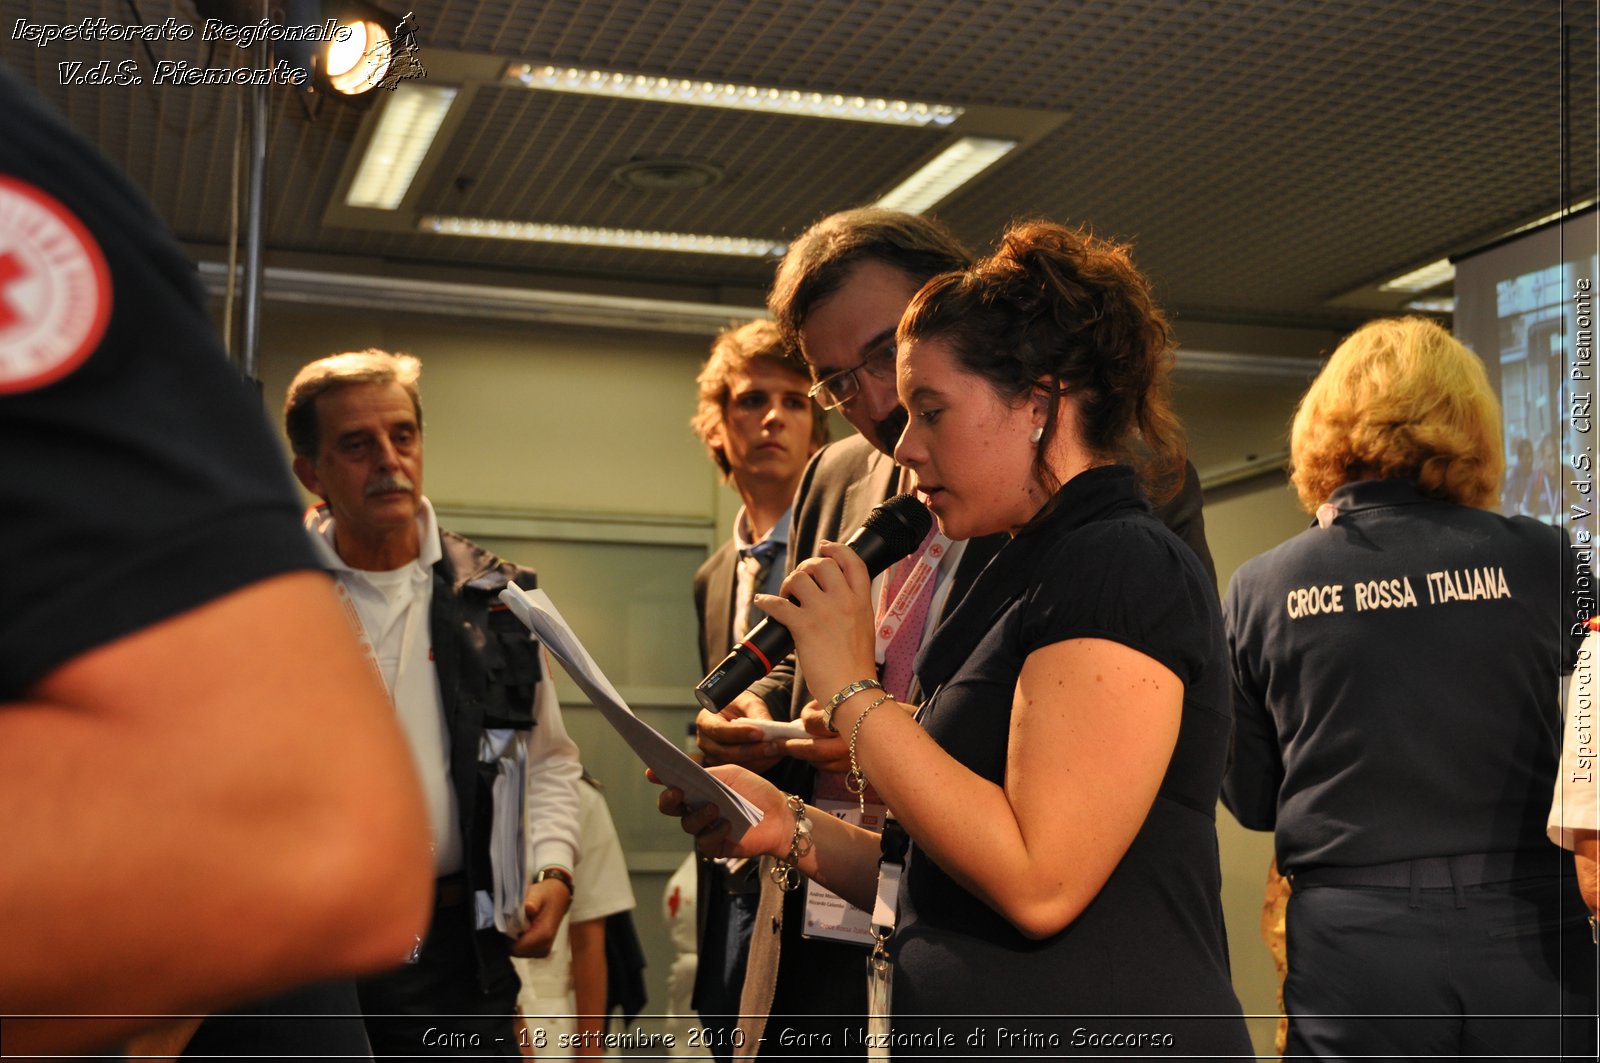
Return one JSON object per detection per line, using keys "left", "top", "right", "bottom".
{"left": 693, "top": 493, "right": 933, "bottom": 711}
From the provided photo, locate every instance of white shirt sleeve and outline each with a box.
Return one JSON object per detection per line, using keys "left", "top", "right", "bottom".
{"left": 525, "top": 645, "right": 584, "bottom": 875}
{"left": 1549, "top": 630, "right": 1600, "bottom": 851}
{"left": 570, "top": 780, "right": 637, "bottom": 924}
{"left": 514, "top": 778, "right": 636, "bottom": 1010}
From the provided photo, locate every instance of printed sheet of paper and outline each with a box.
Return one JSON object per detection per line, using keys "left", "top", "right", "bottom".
{"left": 499, "top": 584, "right": 761, "bottom": 840}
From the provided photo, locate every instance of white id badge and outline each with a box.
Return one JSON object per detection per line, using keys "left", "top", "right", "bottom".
{"left": 865, "top": 858, "right": 901, "bottom": 1059}
{"left": 866, "top": 944, "right": 893, "bottom": 1059}
{"left": 801, "top": 799, "right": 884, "bottom": 944}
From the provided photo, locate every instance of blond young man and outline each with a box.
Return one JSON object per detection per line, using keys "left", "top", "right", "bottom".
{"left": 688, "top": 320, "right": 826, "bottom": 1057}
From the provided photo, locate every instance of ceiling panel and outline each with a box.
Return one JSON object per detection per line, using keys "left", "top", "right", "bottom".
{"left": 3, "top": 0, "right": 1594, "bottom": 330}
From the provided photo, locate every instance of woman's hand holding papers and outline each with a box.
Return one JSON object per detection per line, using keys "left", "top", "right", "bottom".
{"left": 652, "top": 765, "right": 789, "bottom": 862}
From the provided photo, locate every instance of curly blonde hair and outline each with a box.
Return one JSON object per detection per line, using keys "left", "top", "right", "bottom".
{"left": 1290, "top": 317, "right": 1503, "bottom": 512}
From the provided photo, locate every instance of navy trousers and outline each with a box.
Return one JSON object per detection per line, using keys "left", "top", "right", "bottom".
{"left": 1285, "top": 869, "right": 1597, "bottom": 1060}
{"left": 696, "top": 880, "right": 759, "bottom": 1063}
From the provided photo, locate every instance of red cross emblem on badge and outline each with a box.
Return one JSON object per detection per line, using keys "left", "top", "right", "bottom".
{"left": 0, "top": 176, "right": 112, "bottom": 394}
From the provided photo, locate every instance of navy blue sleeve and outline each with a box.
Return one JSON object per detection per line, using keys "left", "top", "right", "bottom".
{"left": 1220, "top": 564, "right": 1283, "bottom": 830}
{"left": 0, "top": 67, "right": 316, "bottom": 696}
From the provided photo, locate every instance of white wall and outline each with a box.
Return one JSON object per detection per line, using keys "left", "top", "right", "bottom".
{"left": 258, "top": 308, "right": 718, "bottom": 517}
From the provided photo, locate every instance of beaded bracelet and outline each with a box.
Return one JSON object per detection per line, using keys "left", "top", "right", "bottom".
{"left": 823, "top": 678, "right": 883, "bottom": 733}
{"left": 768, "top": 792, "right": 813, "bottom": 892}
{"left": 845, "top": 694, "right": 895, "bottom": 815}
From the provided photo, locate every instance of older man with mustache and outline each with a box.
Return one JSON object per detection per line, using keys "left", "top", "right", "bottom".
{"left": 285, "top": 349, "right": 583, "bottom": 1059}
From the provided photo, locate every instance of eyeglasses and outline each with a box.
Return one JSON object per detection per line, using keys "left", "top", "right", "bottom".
{"left": 807, "top": 339, "right": 897, "bottom": 411}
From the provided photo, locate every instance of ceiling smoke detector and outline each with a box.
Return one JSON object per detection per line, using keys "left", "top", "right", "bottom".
{"left": 612, "top": 158, "right": 724, "bottom": 192}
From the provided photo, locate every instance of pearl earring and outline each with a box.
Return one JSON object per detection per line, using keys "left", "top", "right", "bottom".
{"left": 1029, "top": 426, "right": 1043, "bottom": 444}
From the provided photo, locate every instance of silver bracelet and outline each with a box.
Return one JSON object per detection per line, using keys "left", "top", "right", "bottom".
{"left": 846, "top": 694, "right": 895, "bottom": 815}
{"left": 823, "top": 678, "right": 883, "bottom": 733}
{"left": 768, "top": 792, "right": 813, "bottom": 892}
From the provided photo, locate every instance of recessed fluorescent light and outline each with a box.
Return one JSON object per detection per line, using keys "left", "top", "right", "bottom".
{"left": 346, "top": 83, "right": 458, "bottom": 210}
{"left": 504, "top": 62, "right": 962, "bottom": 128}
{"left": 419, "top": 215, "right": 786, "bottom": 258}
{"left": 1379, "top": 258, "right": 1456, "bottom": 293}
{"left": 872, "top": 137, "right": 1017, "bottom": 214}
{"left": 1502, "top": 197, "right": 1600, "bottom": 238}
{"left": 1405, "top": 296, "right": 1456, "bottom": 314}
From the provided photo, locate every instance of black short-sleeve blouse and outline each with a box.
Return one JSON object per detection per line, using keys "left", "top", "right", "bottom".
{"left": 889, "top": 466, "right": 1250, "bottom": 1056}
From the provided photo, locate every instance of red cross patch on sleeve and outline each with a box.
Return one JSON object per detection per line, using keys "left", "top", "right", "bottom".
{"left": 0, "top": 175, "right": 112, "bottom": 395}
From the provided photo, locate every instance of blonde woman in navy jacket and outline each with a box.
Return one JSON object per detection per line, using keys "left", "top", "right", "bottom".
{"left": 1224, "top": 317, "right": 1595, "bottom": 1059}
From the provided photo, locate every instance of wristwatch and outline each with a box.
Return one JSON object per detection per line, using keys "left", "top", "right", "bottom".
{"left": 535, "top": 866, "right": 575, "bottom": 896}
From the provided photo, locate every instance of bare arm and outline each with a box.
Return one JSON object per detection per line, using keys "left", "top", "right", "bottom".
{"left": 657, "top": 764, "right": 884, "bottom": 911}
{"left": 1, "top": 571, "right": 434, "bottom": 1056}
{"left": 847, "top": 638, "right": 1180, "bottom": 937}
{"left": 568, "top": 918, "right": 610, "bottom": 1056}
{"left": 1576, "top": 831, "right": 1599, "bottom": 917}
{"left": 121, "top": 1017, "right": 205, "bottom": 1063}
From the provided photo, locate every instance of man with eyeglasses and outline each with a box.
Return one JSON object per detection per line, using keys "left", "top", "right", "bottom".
{"left": 693, "top": 207, "right": 1213, "bottom": 1057}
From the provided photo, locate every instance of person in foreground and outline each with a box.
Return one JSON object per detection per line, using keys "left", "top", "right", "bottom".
{"left": 705, "top": 207, "right": 1213, "bottom": 1059}
{"left": 661, "top": 220, "right": 1252, "bottom": 1056}
{"left": 0, "top": 65, "right": 432, "bottom": 1058}
{"left": 1223, "top": 316, "right": 1597, "bottom": 1058}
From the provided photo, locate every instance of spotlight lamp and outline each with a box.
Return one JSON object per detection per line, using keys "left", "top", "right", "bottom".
{"left": 205, "top": 0, "right": 405, "bottom": 102}
{"left": 322, "top": 10, "right": 393, "bottom": 96}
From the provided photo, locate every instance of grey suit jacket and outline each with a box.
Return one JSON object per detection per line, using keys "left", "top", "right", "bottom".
{"left": 692, "top": 537, "right": 738, "bottom": 675}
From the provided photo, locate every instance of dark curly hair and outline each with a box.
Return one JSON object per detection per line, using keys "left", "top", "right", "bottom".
{"left": 897, "top": 220, "right": 1186, "bottom": 509}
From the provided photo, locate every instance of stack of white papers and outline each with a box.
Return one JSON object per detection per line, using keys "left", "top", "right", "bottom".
{"left": 482, "top": 727, "right": 528, "bottom": 935}
{"left": 499, "top": 585, "right": 762, "bottom": 841}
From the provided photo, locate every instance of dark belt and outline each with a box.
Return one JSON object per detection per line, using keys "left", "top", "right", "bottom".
{"left": 434, "top": 871, "right": 471, "bottom": 908}
{"left": 1291, "top": 851, "right": 1547, "bottom": 890}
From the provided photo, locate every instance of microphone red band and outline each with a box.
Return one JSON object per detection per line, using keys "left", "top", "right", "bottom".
{"left": 740, "top": 639, "right": 773, "bottom": 673}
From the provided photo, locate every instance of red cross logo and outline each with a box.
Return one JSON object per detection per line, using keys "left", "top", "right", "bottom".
{"left": 0, "top": 252, "right": 25, "bottom": 332}
{"left": 0, "top": 176, "right": 111, "bottom": 394}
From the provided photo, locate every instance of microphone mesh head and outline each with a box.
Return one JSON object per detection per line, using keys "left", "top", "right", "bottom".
{"left": 863, "top": 493, "right": 934, "bottom": 555}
